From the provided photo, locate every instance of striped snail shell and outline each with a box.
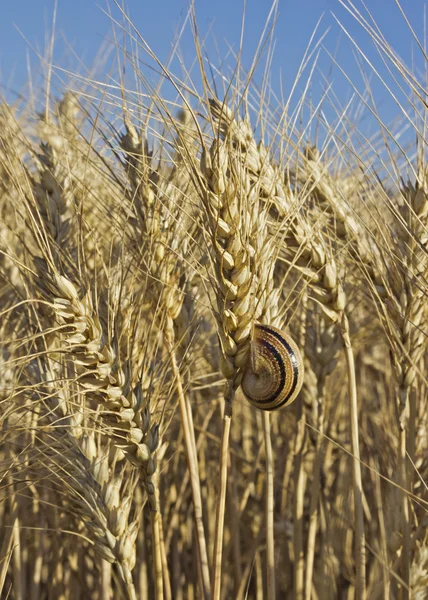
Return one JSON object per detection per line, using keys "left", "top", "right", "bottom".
{"left": 241, "top": 323, "right": 304, "bottom": 411}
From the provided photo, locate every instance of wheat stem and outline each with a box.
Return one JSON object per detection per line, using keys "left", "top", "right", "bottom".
{"left": 304, "top": 438, "right": 323, "bottom": 600}
{"left": 211, "top": 403, "right": 232, "bottom": 600}
{"left": 399, "top": 404, "right": 410, "bottom": 600}
{"left": 341, "top": 312, "right": 366, "bottom": 599}
{"left": 167, "top": 335, "right": 210, "bottom": 599}
{"left": 151, "top": 511, "right": 164, "bottom": 600}
{"left": 263, "top": 411, "right": 275, "bottom": 600}
{"left": 293, "top": 410, "right": 306, "bottom": 600}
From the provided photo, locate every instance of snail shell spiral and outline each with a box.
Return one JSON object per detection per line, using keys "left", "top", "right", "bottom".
{"left": 241, "top": 324, "right": 304, "bottom": 411}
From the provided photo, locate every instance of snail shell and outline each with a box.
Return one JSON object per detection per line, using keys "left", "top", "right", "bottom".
{"left": 241, "top": 323, "right": 304, "bottom": 411}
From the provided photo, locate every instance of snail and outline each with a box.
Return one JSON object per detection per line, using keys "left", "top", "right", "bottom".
{"left": 241, "top": 323, "right": 304, "bottom": 411}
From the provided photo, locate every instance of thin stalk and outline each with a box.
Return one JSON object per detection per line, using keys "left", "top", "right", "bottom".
{"left": 399, "top": 385, "right": 416, "bottom": 598}
{"left": 138, "top": 520, "right": 149, "bottom": 599}
{"left": 373, "top": 458, "right": 390, "bottom": 599}
{"left": 11, "top": 488, "right": 23, "bottom": 600}
{"left": 167, "top": 336, "right": 211, "bottom": 599}
{"left": 0, "top": 504, "right": 16, "bottom": 597}
{"left": 158, "top": 500, "right": 172, "bottom": 600}
{"left": 151, "top": 511, "right": 164, "bottom": 600}
{"left": 211, "top": 403, "right": 232, "bottom": 600}
{"left": 304, "top": 439, "right": 323, "bottom": 600}
{"left": 255, "top": 551, "right": 263, "bottom": 600}
{"left": 399, "top": 392, "right": 410, "bottom": 600}
{"left": 228, "top": 455, "right": 243, "bottom": 596}
{"left": 340, "top": 312, "right": 366, "bottom": 600}
{"left": 263, "top": 411, "right": 275, "bottom": 600}
{"left": 293, "top": 411, "right": 307, "bottom": 600}
{"left": 305, "top": 385, "right": 324, "bottom": 600}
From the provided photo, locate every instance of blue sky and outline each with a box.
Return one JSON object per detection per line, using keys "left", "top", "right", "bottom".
{"left": 0, "top": 0, "right": 426, "bottom": 140}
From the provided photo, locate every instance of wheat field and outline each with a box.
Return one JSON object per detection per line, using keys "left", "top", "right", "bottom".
{"left": 0, "top": 2, "right": 427, "bottom": 599}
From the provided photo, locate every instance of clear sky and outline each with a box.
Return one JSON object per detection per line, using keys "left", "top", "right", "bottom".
{"left": 0, "top": 0, "right": 426, "bottom": 136}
